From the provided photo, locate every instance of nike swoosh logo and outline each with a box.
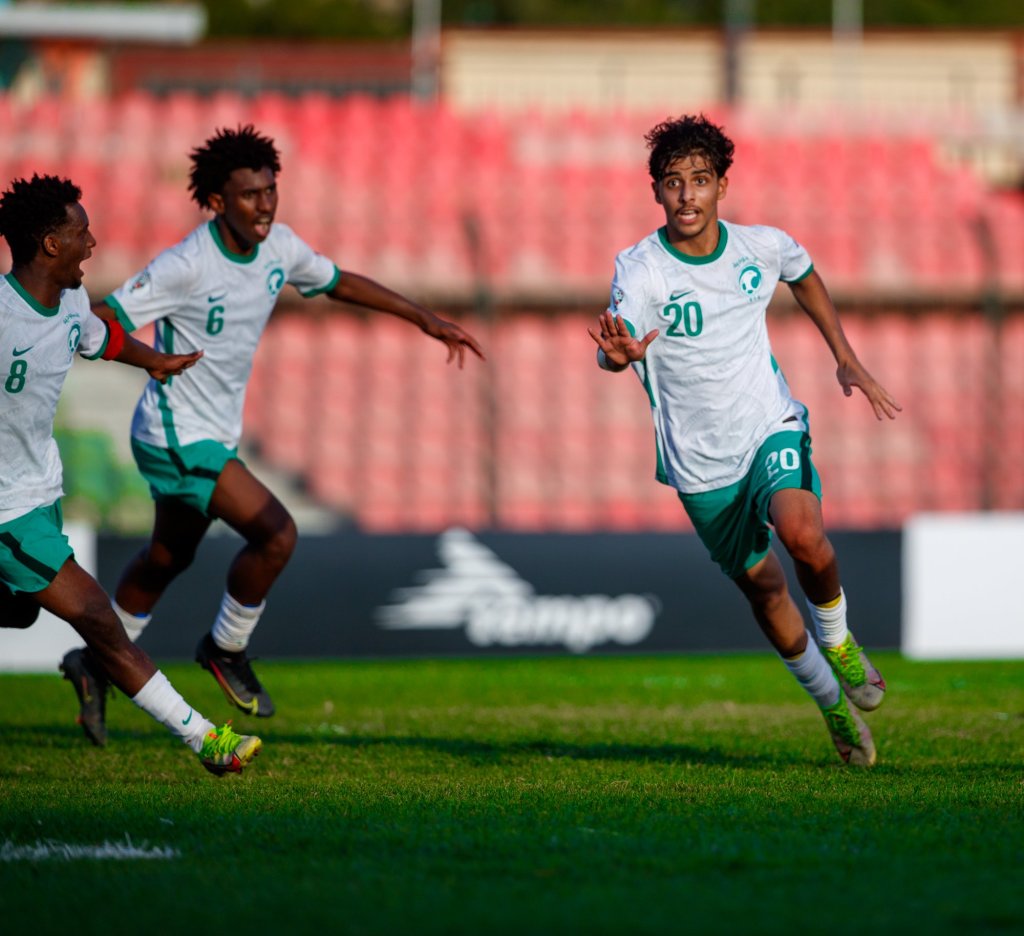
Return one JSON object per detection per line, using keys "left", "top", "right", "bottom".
{"left": 669, "top": 290, "right": 692, "bottom": 301}
{"left": 12, "top": 346, "right": 33, "bottom": 356}
{"left": 182, "top": 709, "right": 193, "bottom": 726}
{"left": 207, "top": 293, "right": 227, "bottom": 303}
{"left": 768, "top": 473, "right": 797, "bottom": 490}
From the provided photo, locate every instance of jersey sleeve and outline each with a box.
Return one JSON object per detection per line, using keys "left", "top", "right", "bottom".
{"left": 278, "top": 224, "right": 340, "bottom": 298}
{"left": 606, "top": 253, "right": 650, "bottom": 337}
{"left": 597, "top": 253, "right": 651, "bottom": 369}
{"left": 76, "top": 299, "right": 115, "bottom": 360}
{"left": 776, "top": 228, "right": 814, "bottom": 283}
{"left": 103, "top": 247, "right": 193, "bottom": 333}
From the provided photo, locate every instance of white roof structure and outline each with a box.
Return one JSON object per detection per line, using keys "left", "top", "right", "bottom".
{"left": 0, "top": 2, "right": 206, "bottom": 44}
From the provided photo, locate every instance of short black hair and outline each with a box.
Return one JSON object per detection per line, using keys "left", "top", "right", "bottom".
{"left": 0, "top": 174, "right": 81, "bottom": 266}
{"left": 645, "top": 114, "right": 735, "bottom": 182}
{"left": 188, "top": 124, "right": 281, "bottom": 209}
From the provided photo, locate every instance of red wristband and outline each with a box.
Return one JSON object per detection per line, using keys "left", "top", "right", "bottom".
{"left": 101, "top": 319, "right": 126, "bottom": 361}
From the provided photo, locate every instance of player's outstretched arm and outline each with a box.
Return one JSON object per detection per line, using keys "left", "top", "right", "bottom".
{"left": 328, "top": 271, "right": 484, "bottom": 368}
{"left": 788, "top": 271, "right": 901, "bottom": 421}
{"left": 113, "top": 330, "right": 203, "bottom": 384}
{"left": 588, "top": 312, "right": 658, "bottom": 372}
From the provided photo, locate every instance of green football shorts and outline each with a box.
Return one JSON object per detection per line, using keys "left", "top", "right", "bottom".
{"left": 679, "top": 430, "right": 822, "bottom": 580}
{"left": 0, "top": 500, "right": 73, "bottom": 593}
{"left": 131, "top": 438, "right": 239, "bottom": 515}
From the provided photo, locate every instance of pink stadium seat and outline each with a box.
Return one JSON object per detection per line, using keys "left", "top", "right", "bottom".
{"left": 13, "top": 93, "right": 1005, "bottom": 531}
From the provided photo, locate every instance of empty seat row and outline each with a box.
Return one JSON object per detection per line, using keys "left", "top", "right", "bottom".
{"left": 241, "top": 310, "right": 1024, "bottom": 532}
{"left": 0, "top": 91, "right": 1021, "bottom": 301}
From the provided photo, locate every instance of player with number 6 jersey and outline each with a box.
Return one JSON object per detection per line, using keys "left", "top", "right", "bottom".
{"left": 106, "top": 218, "right": 337, "bottom": 452}
{"left": 589, "top": 115, "right": 901, "bottom": 767}
{"left": 60, "top": 125, "right": 484, "bottom": 744}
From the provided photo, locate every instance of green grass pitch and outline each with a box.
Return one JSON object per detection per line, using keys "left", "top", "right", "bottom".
{"left": 1, "top": 653, "right": 1022, "bottom": 934}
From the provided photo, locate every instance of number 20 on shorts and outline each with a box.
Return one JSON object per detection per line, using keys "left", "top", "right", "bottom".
{"left": 765, "top": 447, "right": 800, "bottom": 480}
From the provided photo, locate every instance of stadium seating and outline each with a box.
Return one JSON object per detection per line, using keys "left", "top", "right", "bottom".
{"left": 1, "top": 92, "right": 1019, "bottom": 302}
{"left": 237, "top": 308, "right": 1024, "bottom": 531}
{"left": 2, "top": 90, "right": 1020, "bottom": 531}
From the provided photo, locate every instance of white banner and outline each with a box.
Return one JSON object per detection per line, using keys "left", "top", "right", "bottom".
{"left": 0, "top": 522, "right": 96, "bottom": 673}
{"left": 903, "top": 512, "right": 1024, "bottom": 659}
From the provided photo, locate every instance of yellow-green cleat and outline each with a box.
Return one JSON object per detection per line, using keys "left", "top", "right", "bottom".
{"left": 819, "top": 692, "right": 876, "bottom": 766}
{"left": 199, "top": 723, "right": 262, "bottom": 776}
{"left": 821, "top": 693, "right": 876, "bottom": 767}
{"left": 822, "top": 633, "right": 886, "bottom": 712}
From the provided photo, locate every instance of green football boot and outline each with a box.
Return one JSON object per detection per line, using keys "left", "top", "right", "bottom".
{"left": 199, "top": 723, "right": 262, "bottom": 776}
{"left": 822, "top": 633, "right": 886, "bottom": 712}
{"left": 821, "top": 693, "right": 876, "bottom": 767}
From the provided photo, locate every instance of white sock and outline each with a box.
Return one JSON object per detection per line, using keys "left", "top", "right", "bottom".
{"left": 805, "top": 588, "right": 848, "bottom": 648}
{"left": 210, "top": 591, "right": 265, "bottom": 653}
{"left": 782, "top": 635, "right": 841, "bottom": 709}
{"left": 131, "top": 670, "right": 215, "bottom": 753}
{"left": 112, "top": 600, "right": 152, "bottom": 643}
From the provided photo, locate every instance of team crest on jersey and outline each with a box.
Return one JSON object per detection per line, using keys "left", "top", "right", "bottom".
{"left": 611, "top": 287, "right": 624, "bottom": 309}
{"left": 266, "top": 268, "right": 286, "bottom": 296}
{"left": 738, "top": 265, "right": 763, "bottom": 299}
{"left": 129, "top": 272, "right": 150, "bottom": 293}
{"left": 67, "top": 323, "right": 81, "bottom": 357}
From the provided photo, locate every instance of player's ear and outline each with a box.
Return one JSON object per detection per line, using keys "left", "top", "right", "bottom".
{"left": 207, "top": 192, "right": 225, "bottom": 214}
{"left": 652, "top": 180, "right": 662, "bottom": 205}
{"left": 40, "top": 231, "right": 61, "bottom": 258}
{"left": 717, "top": 175, "right": 728, "bottom": 202}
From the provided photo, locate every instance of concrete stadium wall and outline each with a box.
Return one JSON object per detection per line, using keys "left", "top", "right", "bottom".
{"left": 442, "top": 29, "right": 1022, "bottom": 116}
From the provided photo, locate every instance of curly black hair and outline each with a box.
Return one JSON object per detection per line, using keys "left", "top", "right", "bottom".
{"left": 645, "top": 115, "right": 735, "bottom": 182}
{"left": 0, "top": 174, "right": 81, "bottom": 266}
{"left": 188, "top": 124, "right": 281, "bottom": 209}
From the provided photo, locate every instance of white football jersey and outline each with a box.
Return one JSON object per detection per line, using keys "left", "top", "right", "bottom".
{"left": 106, "top": 221, "right": 338, "bottom": 449}
{"left": 0, "top": 274, "right": 110, "bottom": 522}
{"left": 607, "top": 220, "right": 814, "bottom": 494}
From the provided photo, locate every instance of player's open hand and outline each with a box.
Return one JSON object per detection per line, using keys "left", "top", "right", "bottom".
{"left": 588, "top": 312, "right": 658, "bottom": 368}
{"left": 837, "top": 359, "right": 901, "bottom": 420}
{"left": 147, "top": 350, "right": 204, "bottom": 384}
{"left": 427, "top": 318, "right": 485, "bottom": 368}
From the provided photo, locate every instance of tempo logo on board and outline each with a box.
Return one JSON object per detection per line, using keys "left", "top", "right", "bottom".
{"left": 375, "top": 528, "right": 659, "bottom": 653}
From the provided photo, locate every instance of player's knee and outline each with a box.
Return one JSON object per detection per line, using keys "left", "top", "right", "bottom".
{"left": 146, "top": 542, "right": 197, "bottom": 578}
{"left": 777, "top": 522, "right": 830, "bottom": 566}
{"left": 750, "top": 580, "right": 790, "bottom": 617}
{"left": 259, "top": 514, "right": 297, "bottom": 567}
{"left": 737, "top": 562, "right": 789, "bottom": 612}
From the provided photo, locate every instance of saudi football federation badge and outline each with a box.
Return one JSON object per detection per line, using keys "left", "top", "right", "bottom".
{"left": 738, "top": 264, "right": 763, "bottom": 300}
{"left": 266, "top": 268, "right": 285, "bottom": 296}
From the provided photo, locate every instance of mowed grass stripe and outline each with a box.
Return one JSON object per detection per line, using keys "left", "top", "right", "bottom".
{"left": 0, "top": 654, "right": 1021, "bottom": 935}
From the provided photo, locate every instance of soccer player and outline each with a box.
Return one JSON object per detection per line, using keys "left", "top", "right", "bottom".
{"left": 60, "top": 125, "right": 484, "bottom": 741}
{"left": 0, "top": 173, "right": 261, "bottom": 773}
{"left": 588, "top": 115, "right": 900, "bottom": 766}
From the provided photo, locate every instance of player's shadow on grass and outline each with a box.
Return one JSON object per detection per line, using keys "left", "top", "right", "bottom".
{"left": 274, "top": 731, "right": 794, "bottom": 768}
